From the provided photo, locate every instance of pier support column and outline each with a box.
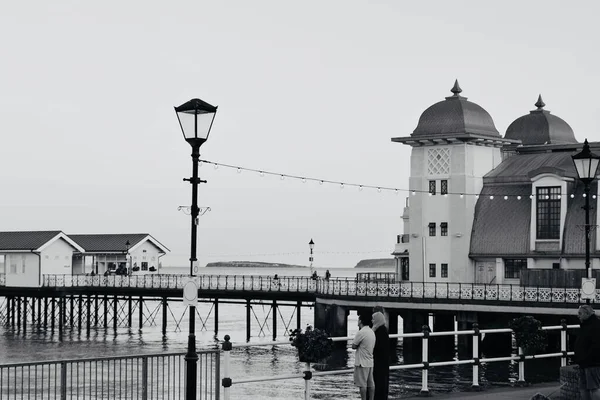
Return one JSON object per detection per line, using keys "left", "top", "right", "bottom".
{"left": 58, "top": 297, "right": 64, "bottom": 340}
{"left": 31, "top": 296, "right": 36, "bottom": 327}
{"left": 401, "top": 310, "right": 429, "bottom": 363}
{"left": 162, "top": 297, "right": 167, "bottom": 335}
{"left": 138, "top": 296, "right": 143, "bottom": 330}
{"left": 272, "top": 300, "right": 278, "bottom": 341}
{"left": 6, "top": 297, "right": 11, "bottom": 327}
{"left": 431, "top": 313, "right": 455, "bottom": 357}
{"left": 478, "top": 312, "right": 513, "bottom": 357}
{"left": 113, "top": 295, "right": 118, "bottom": 331}
{"left": 43, "top": 297, "right": 48, "bottom": 329}
{"left": 94, "top": 296, "right": 99, "bottom": 327}
{"left": 103, "top": 295, "right": 108, "bottom": 329}
{"left": 314, "top": 303, "right": 347, "bottom": 348}
{"left": 128, "top": 296, "right": 133, "bottom": 328}
{"left": 214, "top": 299, "right": 219, "bottom": 336}
{"left": 246, "top": 299, "right": 251, "bottom": 342}
{"left": 78, "top": 295, "right": 83, "bottom": 331}
{"left": 296, "top": 301, "right": 302, "bottom": 331}
{"left": 387, "top": 311, "right": 399, "bottom": 346}
{"left": 51, "top": 297, "right": 56, "bottom": 332}
{"left": 457, "top": 311, "right": 477, "bottom": 357}
{"left": 86, "top": 295, "right": 91, "bottom": 334}
{"left": 22, "top": 297, "right": 27, "bottom": 333}
{"left": 70, "top": 296, "right": 75, "bottom": 327}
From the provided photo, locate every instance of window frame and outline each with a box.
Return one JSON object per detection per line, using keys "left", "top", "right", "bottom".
{"left": 504, "top": 259, "right": 526, "bottom": 279}
{"left": 536, "top": 186, "right": 561, "bottom": 239}
{"left": 428, "top": 222, "right": 436, "bottom": 237}
{"left": 441, "top": 263, "right": 448, "bottom": 278}
{"left": 429, "top": 263, "right": 436, "bottom": 278}
{"left": 141, "top": 262, "right": 149, "bottom": 271}
{"left": 401, "top": 258, "right": 409, "bottom": 280}
{"left": 441, "top": 180, "right": 448, "bottom": 195}
{"left": 440, "top": 222, "right": 448, "bottom": 236}
{"left": 429, "top": 180, "right": 436, "bottom": 195}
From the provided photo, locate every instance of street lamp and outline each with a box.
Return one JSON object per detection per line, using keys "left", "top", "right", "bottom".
{"left": 125, "top": 240, "right": 131, "bottom": 274}
{"left": 309, "top": 239, "right": 314, "bottom": 268}
{"left": 175, "top": 97, "right": 218, "bottom": 400}
{"left": 572, "top": 138, "right": 600, "bottom": 303}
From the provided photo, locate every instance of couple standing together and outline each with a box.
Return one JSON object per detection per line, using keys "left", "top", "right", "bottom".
{"left": 352, "top": 307, "right": 390, "bottom": 400}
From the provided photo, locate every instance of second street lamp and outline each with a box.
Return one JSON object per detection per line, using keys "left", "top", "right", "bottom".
{"left": 175, "top": 97, "right": 218, "bottom": 400}
{"left": 572, "top": 138, "right": 600, "bottom": 304}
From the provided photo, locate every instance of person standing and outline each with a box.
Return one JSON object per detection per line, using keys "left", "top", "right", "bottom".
{"left": 372, "top": 311, "right": 390, "bottom": 400}
{"left": 352, "top": 313, "right": 375, "bottom": 400}
{"left": 574, "top": 305, "right": 600, "bottom": 400}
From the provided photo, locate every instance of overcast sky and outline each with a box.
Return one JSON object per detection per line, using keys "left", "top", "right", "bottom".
{"left": 1, "top": 1, "right": 599, "bottom": 268}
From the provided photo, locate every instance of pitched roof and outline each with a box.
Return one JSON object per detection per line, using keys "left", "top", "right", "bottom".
{"left": 69, "top": 234, "right": 150, "bottom": 252}
{"left": 470, "top": 181, "right": 597, "bottom": 257}
{"left": 470, "top": 185, "right": 531, "bottom": 256}
{"left": 0, "top": 231, "right": 63, "bottom": 251}
{"left": 484, "top": 152, "right": 577, "bottom": 184}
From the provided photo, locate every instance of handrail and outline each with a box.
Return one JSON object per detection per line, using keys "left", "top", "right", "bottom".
{"left": 7, "top": 274, "right": 595, "bottom": 305}
{"left": 220, "top": 321, "right": 577, "bottom": 399}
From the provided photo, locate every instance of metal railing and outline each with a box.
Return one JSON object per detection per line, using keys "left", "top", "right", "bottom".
{"left": 0, "top": 350, "right": 220, "bottom": 399}
{"left": 219, "top": 321, "right": 577, "bottom": 399}
{"left": 2, "top": 275, "right": 595, "bottom": 304}
{"left": 41, "top": 274, "right": 317, "bottom": 292}
{"left": 318, "top": 279, "right": 598, "bottom": 303}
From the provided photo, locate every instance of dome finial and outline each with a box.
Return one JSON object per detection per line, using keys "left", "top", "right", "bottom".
{"left": 535, "top": 94, "right": 545, "bottom": 110}
{"left": 451, "top": 79, "right": 462, "bottom": 96}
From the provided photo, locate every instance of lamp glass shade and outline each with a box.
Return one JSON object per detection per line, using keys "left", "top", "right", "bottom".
{"left": 175, "top": 98, "right": 218, "bottom": 144}
{"left": 572, "top": 139, "right": 600, "bottom": 181}
{"left": 309, "top": 239, "right": 314, "bottom": 251}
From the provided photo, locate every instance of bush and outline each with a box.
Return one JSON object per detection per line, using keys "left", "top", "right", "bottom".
{"left": 289, "top": 325, "right": 333, "bottom": 363}
{"left": 509, "top": 316, "right": 547, "bottom": 355}
{"left": 132, "top": 266, "right": 140, "bottom": 272}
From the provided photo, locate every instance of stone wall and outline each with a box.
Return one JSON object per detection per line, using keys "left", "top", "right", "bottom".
{"left": 560, "top": 365, "right": 579, "bottom": 400}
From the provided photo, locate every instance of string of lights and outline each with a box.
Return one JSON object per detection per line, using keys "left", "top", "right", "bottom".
{"left": 199, "top": 159, "right": 596, "bottom": 200}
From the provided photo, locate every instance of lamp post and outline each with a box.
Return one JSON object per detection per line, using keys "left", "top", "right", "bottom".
{"left": 309, "top": 239, "right": 314, "bottom": 268}
{"left": 125, "top": 240, "right": 131, "bottom": 275}
{"left": 175, "top": 98, "right": 218, "bottom": 400}
{"left": 572, "top": 139, "right": 600, "bottom": 304}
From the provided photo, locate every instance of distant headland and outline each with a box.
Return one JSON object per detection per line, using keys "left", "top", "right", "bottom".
{"left": 204, "top": 259, "right": 395, "bottom": 269}
{"left": 206, "top": 261, "right": 306, "bottom": 269}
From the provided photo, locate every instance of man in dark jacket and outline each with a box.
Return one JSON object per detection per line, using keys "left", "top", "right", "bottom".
{"left": 574, "top": 305, "right": 600, "bottom": 400}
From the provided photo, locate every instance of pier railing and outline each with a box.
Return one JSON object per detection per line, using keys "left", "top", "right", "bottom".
{"left": 42, "top": 274, "right": 318, "bottom": 292}
{"left": 0, "top": 350, "right": 220, "bottom": 400}
{"left": 35, "top": 274, "right": 598, "bottom": 304}
{"left": 219, "top": 322, "right": 577, "bottom": 399}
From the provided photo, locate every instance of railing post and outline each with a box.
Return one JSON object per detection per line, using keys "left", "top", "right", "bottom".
{"left": 517, "top": 346, "right": 526, "bottom": 386}
{"left": 472, "top": 323, "right": 480, "bottom": 391}
{"left": 60, "top": 361, "right": 67, "bottom": 400}
{"left": 222, "top": 335, "right": 232, "bottom": 400}
{"left": 303, "top": 362, "right": 312, "bottom": 400}
{"left": 420, "top": 325, "right": 429, "bottom": 396}
{"left": 560, "top": 319, "right": 568, "bottom": 367}
{"left": 142, "top": 356, "right": 148, "bottom": 400}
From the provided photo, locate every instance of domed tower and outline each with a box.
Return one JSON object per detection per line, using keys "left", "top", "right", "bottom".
{"left": 505, "top": 95, "right": 577, "bottom": 145}
{"left": 392, "top": 81, "right": 518, "bottom": 283}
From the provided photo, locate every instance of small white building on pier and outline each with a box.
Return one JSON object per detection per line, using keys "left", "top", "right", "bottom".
{"left": 0, "top": 231, "right": 169, "bottom": 287}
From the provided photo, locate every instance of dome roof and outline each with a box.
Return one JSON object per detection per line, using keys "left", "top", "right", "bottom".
{"left": 412, "top": 80, "right": 500, "bottom": 137}
{"left": 505, "top": 95, "right": 577, "bottom": 145}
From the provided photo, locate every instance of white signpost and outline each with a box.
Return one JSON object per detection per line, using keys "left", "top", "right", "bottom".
{"left": 183, "top": 278, "right": 198, "bottom": 307}
{"left": 581, "top": 278, "right": 596, "bottom": 301}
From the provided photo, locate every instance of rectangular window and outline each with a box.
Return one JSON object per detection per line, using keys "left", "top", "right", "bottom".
{"left": 552, "top": 262, "right": 560, "bottom": 270}
{"left": 428, "top": 222, "right": 436, "bottom": 236}
{"left": 429, "top": 264, "right": 436, "bottom": 278}
{"left": 441, "top": 263, "right": 448, "bottom": 278}
{"left": 10, "top": 263, "right": 17, "bottom": 274}
{"left": 429, "top": 180, "right": 436, "bottom": 195}
{"left": 441, "top": 180, "right": 448, "bottom": 195}
{"left": 401, "top": 258, "right": 409, "bottom": 280}
{"left": 141, "top": 262, "right": 149, "bottom": 271}
{"left": 504, "top": 259, "right": 526, "bottom": 279}
{"left": 536, "top": 187, "right": 561, "bottom": 239}
{"left": 440, "top": 222, "right": 448, "bottom": 236}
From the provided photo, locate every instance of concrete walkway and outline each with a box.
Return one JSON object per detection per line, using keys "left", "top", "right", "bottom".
{"left": 403, "top": 382, "right": 563, "bottom": 399}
